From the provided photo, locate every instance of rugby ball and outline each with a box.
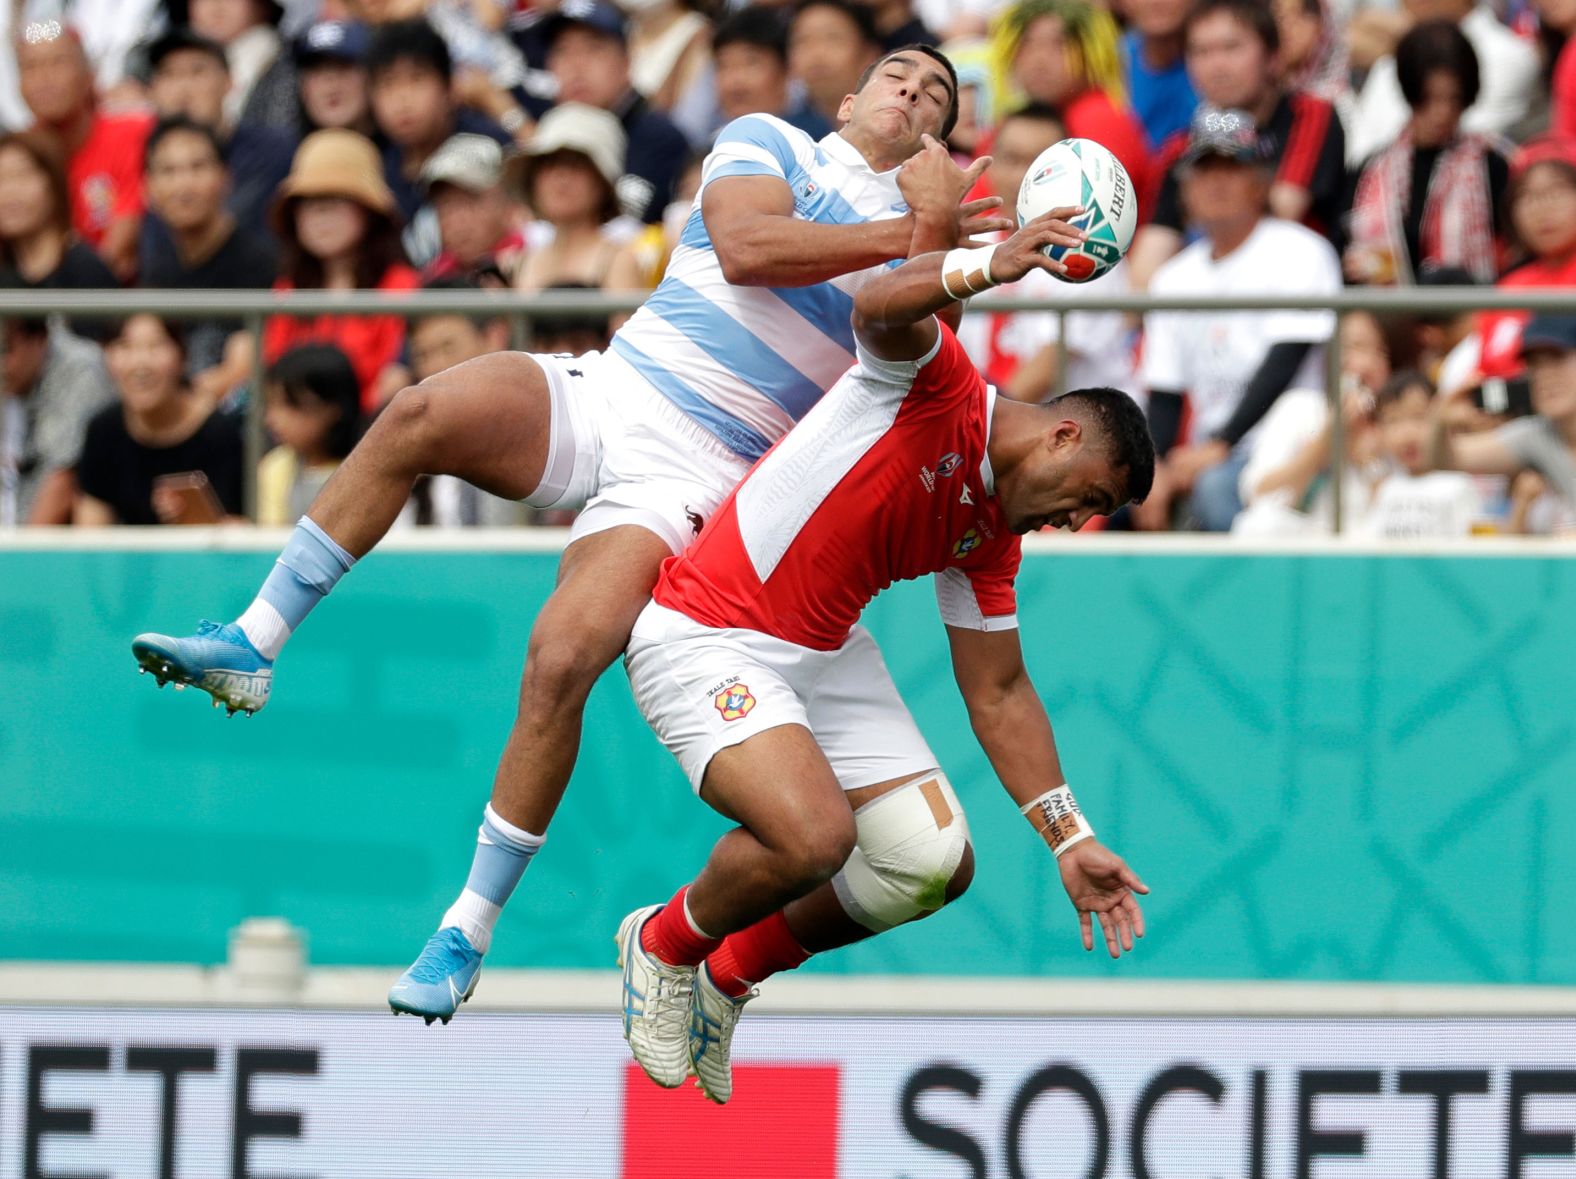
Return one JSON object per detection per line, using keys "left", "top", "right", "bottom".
{"left": 1016, "top": 138, "right": 1136, "bottom": 284}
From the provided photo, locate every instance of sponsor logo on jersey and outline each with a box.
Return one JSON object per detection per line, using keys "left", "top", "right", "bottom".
{"left": 960, "top": 485, "right": 974, "bottom": 505}
{"left": 936, "top": 452, "right": 962, "bottom": 477}
{"left": 952, "top": 529, "right": 981, "bottom": 559}
{"left": 714, "top": 684, "right": 757, "bottom": 721}
{"left": 918, "top": 466, "right": 936, "bottom": 493}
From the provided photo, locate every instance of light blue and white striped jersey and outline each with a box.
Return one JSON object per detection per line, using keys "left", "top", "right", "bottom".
{"left": 609, "top": 114, "right": 909, "bottom": 461}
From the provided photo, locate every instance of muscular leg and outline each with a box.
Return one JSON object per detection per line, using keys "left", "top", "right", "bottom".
{"left": 701, "top": 776, "right": 975, "bottom": 995}
{"left": 490, "top": 524, "right": 674, "bottom": 831}
{"left": 310, "top": 352, "right": 557, "bottom": 556}
{"left": 678, "top": 725, "right": 860, "bottom": 940}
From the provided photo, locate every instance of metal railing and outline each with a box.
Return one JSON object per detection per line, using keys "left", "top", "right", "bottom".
{"left": 10, "top": 285, "right": 1576, "bottom": 528}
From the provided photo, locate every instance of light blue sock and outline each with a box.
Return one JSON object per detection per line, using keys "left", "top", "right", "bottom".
{"left": 236, "top": 517, "right": 355, "bottom": 659}
{"left": 441, "top": 805, "right": 546, "bottom": 953}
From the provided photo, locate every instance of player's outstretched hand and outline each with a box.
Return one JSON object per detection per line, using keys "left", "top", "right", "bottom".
{"left": 1057, "top": 840, "right": 1148, "bottom": 959}
{"left": 991, "top": 207, "right": 1089, "bottom": 283}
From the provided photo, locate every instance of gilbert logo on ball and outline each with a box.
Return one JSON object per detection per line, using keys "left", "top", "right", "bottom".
{"left": 1016, "top": 138, "right": 1136, "bottom": 284}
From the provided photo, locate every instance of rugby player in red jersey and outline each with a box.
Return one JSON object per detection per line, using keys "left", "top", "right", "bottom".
{"left": 616, "top": 208, "right": 1156, "bottom": 1103}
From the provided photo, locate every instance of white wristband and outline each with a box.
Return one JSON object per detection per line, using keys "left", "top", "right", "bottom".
{"left": 1021, "top": 784, "right": 1095, "bottom": 858}
{"left": 941, "top": 245, "right": 999, "bottom": 301}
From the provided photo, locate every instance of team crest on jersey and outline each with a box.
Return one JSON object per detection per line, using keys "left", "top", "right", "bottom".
{"left": 714, "top": 684, "right": 757, "bottom": 721}
{"left": 936, "top": 452, "right": 962, "bottom": 477}
{"left": 953, "top": 529, "right": 981, "bottom": 559}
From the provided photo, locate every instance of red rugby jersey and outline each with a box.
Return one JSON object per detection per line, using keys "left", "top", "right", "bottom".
{"left": 653, "top": 323, "right": 1022, "bottom": 651}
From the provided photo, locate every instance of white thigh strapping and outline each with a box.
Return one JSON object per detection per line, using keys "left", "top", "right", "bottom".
{"left": 832, "top": 772, "right": 971, "bottom": 933}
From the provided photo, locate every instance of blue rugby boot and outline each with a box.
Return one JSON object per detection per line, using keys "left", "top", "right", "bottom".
{"left": 388, "top": 927, "right": 483, "bottom": 1025}
{"left": 132, "top": 620, "right": 272, "bottom": 716}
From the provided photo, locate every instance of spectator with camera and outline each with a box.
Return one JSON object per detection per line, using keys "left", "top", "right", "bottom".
{"left": 0, "top": 312, "right": 116, "bottom": 525}
{"left": 1433, "top": 314, "right": 1576, "bottom": 534}
{"left": 74, "top": 314, "right": 245, "bottom": 525}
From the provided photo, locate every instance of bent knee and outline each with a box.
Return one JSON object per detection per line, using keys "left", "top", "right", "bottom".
{"left": 944, "top": 840, "right": 975, "bottom": 904}
{"left": 522, "top": 628, "right": 620, "bottom": 701}
{"left": 785, "top": 816, "right": 859, "bottom": 889}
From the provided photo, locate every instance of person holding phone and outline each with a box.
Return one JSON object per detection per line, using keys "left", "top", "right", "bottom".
{"left": 73, "top": 314, "right": 245, "bottom": 525}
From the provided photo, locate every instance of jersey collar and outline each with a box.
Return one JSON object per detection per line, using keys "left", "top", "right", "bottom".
{"left": 980, "top": 385, "right": 999, "bottom": 496}
{"left": 822, "top": 130, "right": 891, "bottom": 176}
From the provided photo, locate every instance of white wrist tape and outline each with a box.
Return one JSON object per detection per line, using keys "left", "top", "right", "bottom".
{"left": 941, "top": 245, "right": 999, "bottom": 300}
{"left": 1021, "top": 784, "right": 1095, "bottom": 858}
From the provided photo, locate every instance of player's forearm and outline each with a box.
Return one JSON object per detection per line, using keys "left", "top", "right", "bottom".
{"left": 714, "top": 214, "right": 918, "bottom": 288}
{"left": 910, "top": 212, "right": 965, "bottom": 332}
{"left": 964, "top": 674, "right": 1068, "bottom": 809}
{"left": 853, "top": 252, "right": 966, "bottom": 332}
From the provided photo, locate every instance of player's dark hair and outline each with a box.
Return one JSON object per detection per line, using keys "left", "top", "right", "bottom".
{"left": 143, "top": 114, "right": 227, "bottom": 174}
{"left": 1051, "top": 386, "right": 1156, "bottom": 503}
{"left": 1396, "top": 20, "right": 1480, "bottom": 111}
{"left": 794, "top": 0, "right": 881, "bottom": 48}
{"left": 999, "top": 100, "right": 1066, "bottom": 136}
{"left": 714, "top": 6, "right": 790, "bottom": 62}
{"left": 1375, "top": 368, "right": 1435, "bottom": 412}
{"left": 854, "top": 44, "right": 960, "bottom": 138}
{"left": 367, "top": 18, "right": 452, "bottom": 86}
{"left": 416, "top": 275, "right": 508, "bottom": 331}
{"left": 267, "top": 342, "right": 364, "bottom": 459}
{"left": 1185, "top": 0, "right": 1279, "bottom": 55}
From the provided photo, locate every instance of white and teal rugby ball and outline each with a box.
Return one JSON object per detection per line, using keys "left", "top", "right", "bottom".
{"left": 1015, "top": 138, "right": 1136, "bottom": 284}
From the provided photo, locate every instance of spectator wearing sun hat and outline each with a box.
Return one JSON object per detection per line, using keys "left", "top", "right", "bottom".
{"left": 261, "top": 129, "right": 421, "bottom": 412}
{"left": 509, "top": 102, "right": 644, "bottom": 293}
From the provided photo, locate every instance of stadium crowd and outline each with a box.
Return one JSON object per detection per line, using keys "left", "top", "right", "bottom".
{"left": 1, "top": 0, "right": 1574, "bottom": 534}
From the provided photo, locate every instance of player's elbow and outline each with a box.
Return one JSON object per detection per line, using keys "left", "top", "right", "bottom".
{"left": 712, "top": 232, "right": 775, "bottom": 287}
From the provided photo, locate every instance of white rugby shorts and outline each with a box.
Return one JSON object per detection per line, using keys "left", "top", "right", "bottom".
{"left": 624, "top": 602, "right": 940, "bottom": 793}
{"left": 525, "top": 350, "right": 751, "bottom": 554}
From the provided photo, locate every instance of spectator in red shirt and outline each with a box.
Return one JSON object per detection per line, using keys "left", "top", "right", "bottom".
{"left": 990, "top": 0, "right": 1153, "bottom": 202}
{"left": 1476, "top": 137, "right": 1576, "bottom": 382}
{"left": 262, "top": 129, "right": 420, "bottom": 412}
{"left": 1127, "top": 0, "right": 1346, "bottom": 289}
{"left": 15, "top": 20, "right": 151, "bottom": 281}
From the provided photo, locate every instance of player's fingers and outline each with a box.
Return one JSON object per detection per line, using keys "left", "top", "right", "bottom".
{"left": 1033, "top": 205, "right": 1085, "bottom": 226}
{"left": 1098, "top": 910, "right": 1120, "bottom": 958}
{"left": 920, "top": 132, "right": 939, "bottom": 152}
{"left": 962, "top": 154, "right": 992, "bottom": 186}
{"left": 1124, "top": 894, "right": 1146, "bottom": 939}
{"left": 1080, "top": 909, "right": 1094, "bottom": 952}
{"left": 963, "top": 214, "right": 1016, "bottom": 236}
{"left": 1118, "top": 910, "right": 1135, "bottom": 952}
{"left": 1122, "top": 867, "right": 1151, "bottom": 895}
{"left": 1028, "top": 255, "right": 1069, "bottom": 276}
{"left": 958, "top": 196, "right": 1004, "bottom": 216}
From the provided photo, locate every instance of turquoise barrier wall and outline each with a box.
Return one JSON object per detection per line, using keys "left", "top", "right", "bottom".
{"left": 2, "top": 545, "right": 1572, "bottom": 983}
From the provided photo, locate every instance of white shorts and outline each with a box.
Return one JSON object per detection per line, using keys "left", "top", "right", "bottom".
{"left": 624, "top": 602, "right": 940, "bottom": 793}
{"left": 525, "top": 350, "right": 751, "bottom": 555}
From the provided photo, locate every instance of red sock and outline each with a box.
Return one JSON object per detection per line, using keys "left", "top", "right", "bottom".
{"left": 640, "top": 886, "right": 722, "bottom": 966}
{"left": 704, "top": 910, "right": 812, "bottom": 998}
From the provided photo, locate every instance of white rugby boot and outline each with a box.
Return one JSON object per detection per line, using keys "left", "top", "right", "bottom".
{"left": 616, "top": 905, "right": 695, "bottom": 1088}
{"left": 688, "top": 962, "right": 757, "bottom": 1104}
